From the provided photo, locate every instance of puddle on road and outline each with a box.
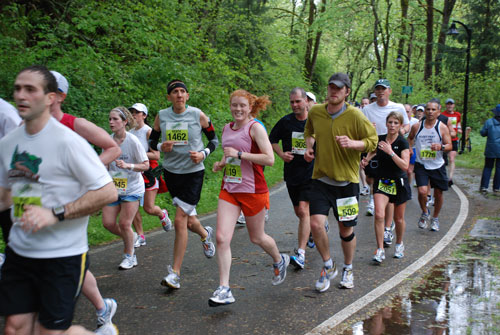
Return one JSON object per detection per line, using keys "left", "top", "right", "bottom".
{"left": 343, "top": 260, "right": 500, "bottom": 334}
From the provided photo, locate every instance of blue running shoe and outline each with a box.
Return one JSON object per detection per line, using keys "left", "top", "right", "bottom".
{"left": 290, "top": 253, "right": 305, "bottom": 269}
{"left": 307, "top": 233, "right": 315, "bottom": 248}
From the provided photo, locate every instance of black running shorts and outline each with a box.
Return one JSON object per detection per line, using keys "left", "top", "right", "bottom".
{"left": 0, "top": 247, "right": 88, "bottom": 330}
{"left": 308, "top": 180, "right": 360, "bottom": 227}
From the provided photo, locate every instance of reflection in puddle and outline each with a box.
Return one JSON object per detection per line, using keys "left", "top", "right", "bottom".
{"left": 344, "top": 260, "right": 500, "bottom": 334}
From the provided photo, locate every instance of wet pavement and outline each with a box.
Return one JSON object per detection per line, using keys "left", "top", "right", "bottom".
{"left": 68, "top": 174, "right": 468, "bottom": 334}
{"left": 342, "top": 241, "right": 500, "bottom": 335}
{"left": 340, "top": 168, "right": 500, "bottom": 335}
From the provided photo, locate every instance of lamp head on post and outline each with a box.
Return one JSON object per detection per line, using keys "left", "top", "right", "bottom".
{"left": 447, "top": 22, "right": 459, "bottom": 36}
{"left": 396, "top": 54, "right": 403, "bottom": 63}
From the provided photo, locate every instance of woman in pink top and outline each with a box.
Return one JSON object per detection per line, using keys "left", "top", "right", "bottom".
{"left": 208, "top": 90, "right": 290, "bottom": 307}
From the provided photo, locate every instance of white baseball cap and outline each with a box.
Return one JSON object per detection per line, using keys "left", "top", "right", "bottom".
{"left": 50, "top": 71, "right": 69, "bottom": 94}
{"left": 306, "top": 92, "right": 316, "bottom": 103}
{"left": 130, "top": 103, "right": 148, "bottom": 116}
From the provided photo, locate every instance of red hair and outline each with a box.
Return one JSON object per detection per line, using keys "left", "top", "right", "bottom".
{"left": 230, "top": 89, "right": 271, "bottom": 118}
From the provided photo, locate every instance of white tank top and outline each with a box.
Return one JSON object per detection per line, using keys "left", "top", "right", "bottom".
{"left": 129, "top": 124, "right": 151, "bottom": 153}
{"left": 415, "top": 120, "right": 444, "bottom": 169}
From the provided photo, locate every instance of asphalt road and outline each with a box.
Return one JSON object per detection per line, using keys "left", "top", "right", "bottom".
{"left": 71, "top": 181, "right": 463, "bottom": 335}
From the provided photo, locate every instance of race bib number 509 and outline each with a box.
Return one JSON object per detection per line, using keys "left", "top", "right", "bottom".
{"left": 336, "top": 196, "right": 359, "bottom": 222}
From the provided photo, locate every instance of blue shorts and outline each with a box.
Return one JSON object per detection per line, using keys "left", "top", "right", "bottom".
{"left": 107, "top": 194, "right": 143, "bottom": 206}
{"left": 410, "top": 147, "right": 416, "bottom": 165}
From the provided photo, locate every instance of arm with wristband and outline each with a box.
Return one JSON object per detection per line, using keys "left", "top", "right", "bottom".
{"left": 189, "top": 112, "right": 219, "bottom": 164}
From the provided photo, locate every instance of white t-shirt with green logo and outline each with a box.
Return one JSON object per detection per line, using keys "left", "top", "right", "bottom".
{"left": 0, "top": 118, "right": 112, "bottom": 258}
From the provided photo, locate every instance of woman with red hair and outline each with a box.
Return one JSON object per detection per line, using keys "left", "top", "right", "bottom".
{"left": 209, "top": 90, "right": 289, "bottom": 307}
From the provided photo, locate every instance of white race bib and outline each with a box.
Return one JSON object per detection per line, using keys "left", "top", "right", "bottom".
{"left": 291, "top": 132, "right": 306, "bottom": 155}
{"left": 449, "top": 117, "right": 457, "bottom": 127}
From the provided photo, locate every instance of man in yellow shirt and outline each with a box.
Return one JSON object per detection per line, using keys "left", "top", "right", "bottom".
{"left": 304, "top": 73, "right": 377, "bottom": 292}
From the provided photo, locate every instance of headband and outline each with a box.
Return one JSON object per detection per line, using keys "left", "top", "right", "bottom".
{"left": 167, "top": 82, "right": 188, "bottom": 95}
{"left": 112, "top": 108, "right": 127, "bottom": 120}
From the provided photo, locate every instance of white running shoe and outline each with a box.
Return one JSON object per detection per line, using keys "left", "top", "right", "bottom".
{"left": 339, "top": 267, "right": 354, "bottom": 289}
{"left": 96, "top": 298, "right": 117, "bottom": 329}
{"left": 160, "top": 209, "right": 173, "bottom": 231}
{"left": 366, "top": 198, "right": 374, "bottom": 216}
{"left": 394, "top": 243, "right": 405, "bottom": 258}
{"left": 209, "top": 286, "right": 235, "bottom": 307}
{"left": 315, "top": 264, "right": 338, "bottom": 292}
{"left": 272, "top": 254, "right": 290, "bottom": 285}
{"left": 418, "top": 209, "right": 430, "bottom": 229}
{"left": 360, "top": 185, "right": 370, "bottom": 196}
{"left": 236, "top": 211, "right": 246, "bottom": 224}
{"left": 426, "top": 195, "right": 434, "bottom": 207}
{"left": 373, "top": 248, "right": 385, "bottom": 264}
{"left": 383, "top": 229, "right": 393, "bottom": 247}
{"left": 119, "top": 254, "right": 137, "bottom": 270}
{"left": 202, "top": 226, "right": 216, "bottom": 258}
{"left": 133, "top": 233, "right": 146, "bottom": 248}
{"left": 430, "top": 217, "right": 440, "bottom": 231}
{"left": 95, "top": 323, "right": 119, "bottom": 335}
{"left": 161, "top": 265, "right": 180, "bottom": 289}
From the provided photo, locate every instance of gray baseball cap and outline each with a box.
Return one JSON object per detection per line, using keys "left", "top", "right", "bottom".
{"left": 328, "top": 73, "right": 351, "bottom": 88}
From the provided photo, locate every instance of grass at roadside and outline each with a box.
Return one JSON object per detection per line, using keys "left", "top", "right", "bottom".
{"left": 0, "top": 153, "right": 284, "bottom": 251}
{"left": 455, "top": 131, "right": 486, "bottom": 169}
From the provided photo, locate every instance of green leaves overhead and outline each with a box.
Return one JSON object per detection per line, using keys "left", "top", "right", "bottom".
{"left": 0, "top": 0, "right": 499, "bottom": 130}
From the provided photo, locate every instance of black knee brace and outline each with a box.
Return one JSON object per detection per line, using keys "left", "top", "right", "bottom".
{"left": 340, "top": 232, "right": 355, "bottom": 242}
{"left": 1, "top": 208, "right": 13, "bottom": 243}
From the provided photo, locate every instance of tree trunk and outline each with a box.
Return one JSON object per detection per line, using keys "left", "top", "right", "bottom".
{"left": 371, "top": 0, "right": 383, "bottom": 76}
{"left": 382, "top": 0, "right": 392, "bottom": 71}
{"left": 434, "top": 0, "right": 456, "bottom": 84}
{"left": 290, "top": 0, "right": 297, "bottom": 37}
{"left": 397, "top": 0, "right": 409, "bottom": 64}
{"left": 424, "top": 0, "right": 434, "bottom": 84}
{"left": 304, "top": 0, "right": 326, "bottom": 81}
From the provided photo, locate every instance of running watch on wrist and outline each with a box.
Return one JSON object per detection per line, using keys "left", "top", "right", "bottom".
{"left": 441, "top": 144, "right": 445, "bottom": 151}
{"left": 52, "top": 206, "right": 65, "bottom": 221}
{"left": 238, "top": 151, "right": 242, "bottom": 160}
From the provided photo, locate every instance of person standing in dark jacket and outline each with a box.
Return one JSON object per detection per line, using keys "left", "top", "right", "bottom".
{"left": 479, "top": 104, "right": 500, "bottom": 194}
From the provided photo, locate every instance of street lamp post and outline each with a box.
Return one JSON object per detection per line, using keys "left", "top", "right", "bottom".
{"left": 447, "top": 20, "right": 472, "bottom": 154}
{"left": 396, "top": 53, "right": 410, "bottom": 103}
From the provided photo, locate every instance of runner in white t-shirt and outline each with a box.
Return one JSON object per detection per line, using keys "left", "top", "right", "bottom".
{"left": 0, "top": 65, "right": 117, "bottom": 335}
{"left": 102, "top": 107, "right": 149, "bottom": 270}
